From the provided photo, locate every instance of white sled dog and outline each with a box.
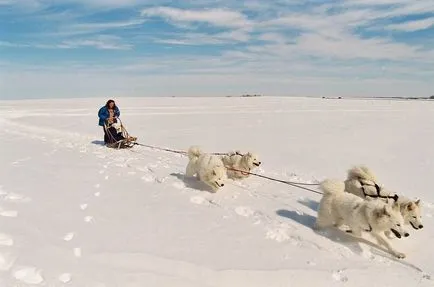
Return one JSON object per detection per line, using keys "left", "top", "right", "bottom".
{"left": 185, "top": 146, "right": 227, "bottom": 192}
{"left": 314, "top": 179, "right": 409, "bottom": 259}
{"left": 345, "top": 165, "right": 423, "bottom": 235}
{"left": 221, "top": 150, "right": 261, "bottom": 180}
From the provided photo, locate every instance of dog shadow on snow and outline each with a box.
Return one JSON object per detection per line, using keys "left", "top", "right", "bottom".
{"left": 170, "top": 173, "right": 216, "bottom": 193}
{"left": 297, "top": 198, "right": 319, "bottom": 212}
{"left": 276, "top": 208, "right": 397, "bottom": 257}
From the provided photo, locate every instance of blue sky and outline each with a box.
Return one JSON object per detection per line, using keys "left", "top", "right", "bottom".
{"left": 0, "top": 0, "right": 433, "bottom": 99}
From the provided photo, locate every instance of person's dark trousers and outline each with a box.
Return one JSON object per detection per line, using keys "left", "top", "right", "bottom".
{"left": 103, "top": 127, "right": 109, "bottom": 144}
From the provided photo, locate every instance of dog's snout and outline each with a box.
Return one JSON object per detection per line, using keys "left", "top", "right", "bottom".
{"left": 404, "top": 233, "right": 409, "bottom": 237}
{"left": 419, "top": 225, "right": 424, "bottom": 229}
{"left": 221, "top": 183, "right": 224, "bottom": 187}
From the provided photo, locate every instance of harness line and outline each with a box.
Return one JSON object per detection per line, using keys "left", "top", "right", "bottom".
{"left": 226, "top": 167, "right": 323, "bottom": 195}
{"left": 358, "top": 179, "right": 399, "bottom": 202}
{"left": 133, "top": 142, "right": 322, "bottom": 195}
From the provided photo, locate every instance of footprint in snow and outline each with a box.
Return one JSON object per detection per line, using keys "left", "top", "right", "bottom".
{"left": 80, "top": 204, "right": 88, "bottom": 211}
{"left": 13, "top": 266, "right": 45, "bottom": 285}
{"left": 266, "top": 227, "right": 299, "bottom": 245}
{"left": 266, "top": 228, "right": 291, "bottom": 243}
{"left": 0, "top": 233, "right": 14, "bottom": 246}
{"left": 94, "top": 192, "right": 101, "bottom": 197}
{"left": 141, "top": 174, "right": 155, "bottom": 183}
{"left": 156, "top": 177, "right": 167, "bottom": 183}
{"left": 235, "top": 206, "right": 255, "bottom": 218}
{"left": 190, "top": 196, "right": 210, "bottom": 206}
{"left": 94, "top": 184, "right": 101, "bottom": 189}
{"left": 3, "top": 192, "right": 31, "bottom": 203}
{"left": 63, "top": 233, "right": 74, "bottom": 242}
{"left": 0, "top": 187, "right": 31, "bottom": 203}
{"left": 306, "top": 260, "right": 317, "bottom": 266}
{"left": 84, "top": 216, "right": 94, "bottom": 223}
{"left": 104, "top": 175, "right": 109, "bottom": 180}
{"left": 0, "top": 208, "right": 18, "bottom": 218}
{"left": 59, "top": 273, "right": 72, "bottom": 283}
{"left": 11, "top": 157, "right": 31, "bottom": 166}
{"left": 332, "top": 269, "right": 348, "bottom": 283}
{"left": 73, "top": 248, "right": 82, "bottom": 258}
{"left": 0, "top": 252, "right": 16, "bottom": 271}
{"left": 172, "top": 182, "right": 185, "bottom": 189}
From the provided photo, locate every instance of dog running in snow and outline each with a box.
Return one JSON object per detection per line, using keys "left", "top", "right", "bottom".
{"left": 314, "top": 179, "right": 409, "bottom": 259}
{"left": 185, "top": 146, "right": 227, "bottom": 192}
{"left": 220, "top": 150, "right": 261, "bottom": 180}
{"left": 345, "top": 165, "right": 423, "bottom": 237}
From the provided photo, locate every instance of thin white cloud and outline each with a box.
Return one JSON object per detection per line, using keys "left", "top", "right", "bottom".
{"left": 52, "top": 19, "right": 146, "bottom": 37}
{"left": 154, "top": 29, "right": 250, "bottom": 45}
{"left": 0, "top": 36, "right": 132, "bottom": 50}
{"left": 386, "top": 17, "right": 434, "bottom": 32}
{"left": 140, "top": 6, "right": 252, "bottom": 28}
{"left": 62, "top": 35, "right": 133, "bottom": 50}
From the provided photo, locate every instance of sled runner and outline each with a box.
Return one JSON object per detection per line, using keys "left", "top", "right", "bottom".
{"left": 103, "top": 118, "right": 137, "bottom": 149}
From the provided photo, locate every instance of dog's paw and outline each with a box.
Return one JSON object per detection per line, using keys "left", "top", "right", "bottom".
{"left": 394, "top": 252, "right": 406, "bottom": 259}
{"left": 384, "top": 231, "right": 395, "bottom": 239}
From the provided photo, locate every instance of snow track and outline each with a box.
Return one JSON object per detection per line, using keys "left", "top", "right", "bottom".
{"left": 1, "top": 97, "right": 433, "bottom": 286}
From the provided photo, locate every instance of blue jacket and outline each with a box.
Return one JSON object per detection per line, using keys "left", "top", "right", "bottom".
{"left": 98, "top": 106, "right": 120, "bottom": 126}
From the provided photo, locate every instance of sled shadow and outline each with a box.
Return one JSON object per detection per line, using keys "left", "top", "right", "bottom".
{"left": 170, "top": 173, "right": 215, "bottom": 193}
{"left": 297, "top": 198, "right": 319, "bottom": 212}
{"left": 91, "top": 140, "right": 105, "bottom": 146}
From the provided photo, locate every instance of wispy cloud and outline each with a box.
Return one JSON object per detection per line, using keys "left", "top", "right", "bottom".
{"left": 0, "top": 35, "right": 132, "bottom": 50}
{"left": 385, "top": 17, "right": 434, "bottom": 32}
{"left": 153, "top": 29, "right": 250, "bottom": 45}
{"left": 1, "top": 0, "right": 433, "bottom": 99}
{"left": 140, "top": 7, "right": 252, "bottom": 29}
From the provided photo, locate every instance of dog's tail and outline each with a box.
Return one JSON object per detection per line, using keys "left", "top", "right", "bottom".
{"left": 320, "top": 179, "right": 345, "bottom": 195}
{"left": 347, "top": 165, "right": 377, "bottom": 182}
{"left": 187, "top": 146, "right": 202, "bottom": 161}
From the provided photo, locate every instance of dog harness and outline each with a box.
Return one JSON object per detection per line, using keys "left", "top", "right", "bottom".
{"left": 358, "top": 179, "right": 399, "bottom": 202}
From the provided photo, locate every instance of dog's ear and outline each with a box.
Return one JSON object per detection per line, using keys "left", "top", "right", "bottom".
{"left": 415, "top": 199, "right": 421, "bottom": 206}
{"left": 212, "top": 169, "right": 217, "bottom": 176}
{"left": 407, "top": 202, "right": 415, "bottom": 211}
{"left": 377, "top": 205, "right": 389, "bottom": 217}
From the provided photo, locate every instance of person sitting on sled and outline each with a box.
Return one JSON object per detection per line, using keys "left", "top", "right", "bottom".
{"left": 98, "top": 99, "right": 120, "bottom": 144}
{"left": 106, "top": 119, "right": 124, "bottom": 142}
{"left": 98, "top": 99, "right": 136, "bottom": 144}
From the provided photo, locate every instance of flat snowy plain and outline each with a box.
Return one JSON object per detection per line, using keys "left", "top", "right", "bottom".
{"left": 0, "top": 96, "right": 433, "bottom": 287}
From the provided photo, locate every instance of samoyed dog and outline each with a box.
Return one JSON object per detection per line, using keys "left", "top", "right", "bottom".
{"left": 345, "top": 165, "right": 423, "bottom": 234}
{"left": 221, "top": 150, "right": 261, "bottom": 180}
{"left": 185, "top": 146, "right": 227, "bottom": 192}
{"left": 314, "top": 179, "right": 409, "bottom": 259}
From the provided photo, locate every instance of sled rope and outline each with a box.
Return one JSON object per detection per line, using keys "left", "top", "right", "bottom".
{"left": 226, "top": 168, "right": 322, "bottom": 195}
{"left": 134, "top": 143, "right": 187, "bottom": 155}
{"left": 134, "top": 142, "right": 229, "bottom": 156}
{"left": 133, "top": 142, "right": 322, "bottom": 193}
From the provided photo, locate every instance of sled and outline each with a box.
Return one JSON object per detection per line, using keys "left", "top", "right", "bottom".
{"left": 103, "top": 118, "right": 137, "bottom": 149}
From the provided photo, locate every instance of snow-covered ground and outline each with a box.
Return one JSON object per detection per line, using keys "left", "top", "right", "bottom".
{"left": 1, "top": 96, "right": 433, "bottom": 287}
